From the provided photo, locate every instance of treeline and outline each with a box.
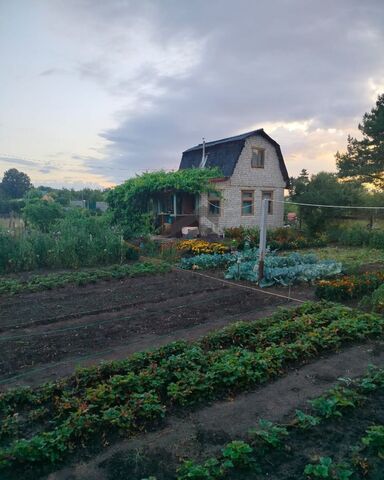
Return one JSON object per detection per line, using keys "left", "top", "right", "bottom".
{"left": 0, "top": 168, "right": 108, "bottom": 214}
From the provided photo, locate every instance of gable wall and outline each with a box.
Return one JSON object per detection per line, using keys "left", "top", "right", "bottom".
{"left": 198, "top": 136, "right": 286, "bottom": 233}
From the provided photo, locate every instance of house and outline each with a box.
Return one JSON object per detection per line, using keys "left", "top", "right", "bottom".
{"left": 152, "top": 128, "right": 289, "bottom": 236}
{"left": 177, "top": 128, "right": 289, "bottom": 235}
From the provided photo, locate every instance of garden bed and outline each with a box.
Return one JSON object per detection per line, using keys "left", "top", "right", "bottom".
{"left": 0, "top": 269, "right": 287, "bottom": 386}
{"left": 0, "top": 302, "right": 383, "bottom": 478}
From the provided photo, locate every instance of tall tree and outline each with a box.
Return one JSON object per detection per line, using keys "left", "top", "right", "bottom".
{"left": 336, "top": 94, "right": 384, "bottom": 189}
{"left": 1, "top": 168, "right": 32, "bottom": 198}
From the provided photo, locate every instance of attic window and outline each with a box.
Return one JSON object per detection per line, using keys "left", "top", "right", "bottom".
{"left": 251, "top": 148, "right": 265, "bottom": 168}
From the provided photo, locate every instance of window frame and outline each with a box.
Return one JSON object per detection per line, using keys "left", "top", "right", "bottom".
{"left": 208, "top": 192, "right": 221, "bottom": 216}
{"left": 251, "top": 147, "right": 265, "bottom": 168}
{"left": 261, "top": 190, "right": 274, "bottom": 215}
{"left": 241, "top": 190, "right": 254, "bottom": 216}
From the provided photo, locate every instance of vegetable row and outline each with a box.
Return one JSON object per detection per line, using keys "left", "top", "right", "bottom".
{"left": 0, "top": 302, "right": 383, "bottom": 473}
{"left": 0, "top": 261, "right": 171, "bottom": 295}
{"left": 148, "top": 366, "right": 384, "bottom": 479}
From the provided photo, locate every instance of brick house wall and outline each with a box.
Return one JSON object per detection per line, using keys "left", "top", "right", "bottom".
{"left": 199, "top": 135, "right": 286, "bottom": 234}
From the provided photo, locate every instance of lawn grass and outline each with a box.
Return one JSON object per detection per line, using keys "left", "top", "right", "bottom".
{"left": 304, "top": 246, "right": 384, "bottom": 271}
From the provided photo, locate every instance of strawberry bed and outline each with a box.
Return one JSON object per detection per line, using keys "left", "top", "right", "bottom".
{"left": 0, "top": 302, "right": 383, "bottom": 478}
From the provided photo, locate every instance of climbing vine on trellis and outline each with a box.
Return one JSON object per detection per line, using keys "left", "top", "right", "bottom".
{"left": 107, "top": 168, "right": 222, "bottom": 237}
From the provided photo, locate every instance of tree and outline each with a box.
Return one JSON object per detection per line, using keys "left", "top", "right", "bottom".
{"left": 290, "top": 172, "right": 364, "bottom": 234}
{"left": 289, "top": 169, "right": 310, "bottom": 198}
{"left": 22, "top": 199, "right": 64, "bottom": 232}
{"left": 337, "top": 94, "right": 384, "bottom": 190}
{"left": 1, "top": 168, "right": 32, "bottom": 198}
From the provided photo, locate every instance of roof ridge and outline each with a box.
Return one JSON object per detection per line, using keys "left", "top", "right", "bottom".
{"left": 183, "top": 128, "right": 264, "bottom": 152}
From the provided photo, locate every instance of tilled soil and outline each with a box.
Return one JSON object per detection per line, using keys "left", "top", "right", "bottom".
{"left": 0, "top": 270, "right": 293, "bottom": 388}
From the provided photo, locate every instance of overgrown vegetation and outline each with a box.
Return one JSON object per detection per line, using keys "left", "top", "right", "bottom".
{"left": 327, "top": 224, "right": 384, "bottom": 249}
{"left": 0, "top": 302, "right": 383, "bottom": 474}
{"left": 0, "top": 210, "right": 132, "bottom": 273}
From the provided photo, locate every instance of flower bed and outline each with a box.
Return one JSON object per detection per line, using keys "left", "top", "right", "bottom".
{"left": 177, "top": 239, "right": 229, "bottom": 255}
{"left": 224, "top": 226, "right": 327, "bottom": 251}
{"left": 315, "top": 271, "right": 384, "bottom": 301}
{"left": 0, "top": 302, "right": 383, "bottom": 474}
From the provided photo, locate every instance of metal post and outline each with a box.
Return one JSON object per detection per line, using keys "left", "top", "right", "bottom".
{"left": 258, "top": 198, "right": 268, "bottom": 283}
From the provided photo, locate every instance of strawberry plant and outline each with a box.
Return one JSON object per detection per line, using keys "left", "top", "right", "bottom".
{"left": 248, "top": 419, "right": 288, "bottom": 449}
{"left": 294, "top": 410, "right": 321, "bottom": 429}
{"left": 304, "top": 457, "right": 353, "bottom": 479}
{"left": 361, "top": 425, "right": 384, "bottom": 459}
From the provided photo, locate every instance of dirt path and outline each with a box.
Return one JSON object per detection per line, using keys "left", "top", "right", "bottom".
{"left": 0, "top": 270, "right": 296, "bottom": 389}
{"left": 46, "top": 340, "right": 384, "bottom": 480}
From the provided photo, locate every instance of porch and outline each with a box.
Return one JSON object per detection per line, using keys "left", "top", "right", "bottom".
{"left": 153, "top": 191, "right": 199, "bottom": 236}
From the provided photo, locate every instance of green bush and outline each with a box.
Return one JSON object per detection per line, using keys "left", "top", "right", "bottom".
{"left": 371, "top": 284, "right": 384, "bottom": 313}
{"left": 0, "top": 199, "right": 25, "bottom": 215}
{"left": 22, "top": 200, "right": 64, "bottom": 232}
{"left": 327, "top": 225, "right": 384, "bottom": 249}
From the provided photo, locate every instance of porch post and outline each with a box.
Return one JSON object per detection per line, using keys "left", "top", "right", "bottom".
{"left": 173, "top": 193, "right": 177, "bottom": 218}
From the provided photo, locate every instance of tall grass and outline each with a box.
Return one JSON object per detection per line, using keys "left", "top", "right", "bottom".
{"left": 0, "top": 211, "right": 137, "bottom": 274}
{"left": 327, "top": 224, "right": 384, "bottom": 249}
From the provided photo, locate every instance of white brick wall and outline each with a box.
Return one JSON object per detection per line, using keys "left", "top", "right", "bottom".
{"left": 199, "top": 135, "right": 286, "bottom": 234}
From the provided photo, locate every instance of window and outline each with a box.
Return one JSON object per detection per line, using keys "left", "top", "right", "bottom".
{"left": 241, "top": 190, "right": 254, "bottom": 215}
{"left": 208, "top": 192, "right": 220, "bottom": 215}
{"left": 251, "top": 148, "right": 265, "bottom": 168}
{"left": 262, "top": 191, "right": 273, "bottom": 214}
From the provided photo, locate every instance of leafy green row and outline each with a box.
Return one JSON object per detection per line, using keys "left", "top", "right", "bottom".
{"left": 148, "top": 366, "right": 384, "bottom": 480}
{"left": 0, "top": 261, "right": 171, "bottom": 295}
{"left": 0, "top": 302, "right": 383, "bottom": 472}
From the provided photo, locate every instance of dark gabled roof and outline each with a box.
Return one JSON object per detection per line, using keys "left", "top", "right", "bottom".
{"left": 179, "top": 128, "right": 290, "bottom": 187}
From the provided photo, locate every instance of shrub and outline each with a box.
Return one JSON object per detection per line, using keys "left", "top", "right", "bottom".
{"left": 328, "top": 225, "right": 384, "bottom": 249}
{"left": 371, "top": 284, "right": 384, "bottom": 313}
{"left": 22, "top": 200, "right": 64, "bottom": 232}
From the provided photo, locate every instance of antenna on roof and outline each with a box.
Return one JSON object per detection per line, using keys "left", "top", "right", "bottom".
{"left": 200, "top": 137, "right": 207, "bottom": 168}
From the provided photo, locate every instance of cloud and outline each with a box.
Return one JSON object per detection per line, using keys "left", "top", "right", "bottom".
{"left": 58, "top": 0, "right": 383, "bottom": 183}
{"left": 39, "top": 68, "right": 64, "bottom": 77}
{"left": 0, "top": 155, "right": 42, "bottom": 168}
{"left": 4, "top": 0, "right": 384, "bottom": 188}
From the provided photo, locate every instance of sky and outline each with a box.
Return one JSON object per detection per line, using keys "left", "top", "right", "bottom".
{"left": 0, "top": 0, "right": 384, "bottom": 189}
